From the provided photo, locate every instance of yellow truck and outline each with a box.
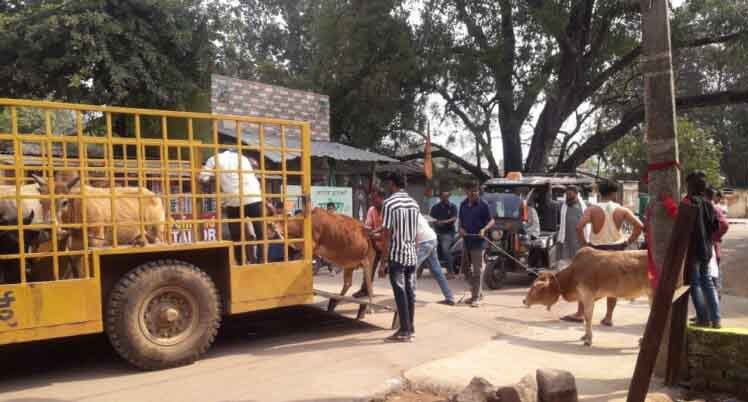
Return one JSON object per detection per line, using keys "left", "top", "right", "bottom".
{"left": 0, "top": 98, "right": 314, "bottom": 369}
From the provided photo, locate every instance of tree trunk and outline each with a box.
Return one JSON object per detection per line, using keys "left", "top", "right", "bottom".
{"left": 637, "top": 0, "right": 683, "bottom": 383}
{"left": 499, "top": 118, "right": 523, "bottom": 173}
{"left": 524, "top": 105, "right": 566, "bottom": 172}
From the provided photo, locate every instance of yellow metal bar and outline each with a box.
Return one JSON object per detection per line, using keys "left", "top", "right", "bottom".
{"left": 0, "top": 98, "right": 306, "bottom": 128}
{"left": 188, "top": 118, "right": 200, "bottom": 242}
{"left": 258, "top": 124, "right": 268, "bottom": 263}
{"left": 44, "top": 110, "right": 60, "bottom": 279}
{"left": 11, "top": 107, "right": 26, "bottom": 283}
{"left": 302, "top": 123, "right": 312, "bottom": 262}
{"left": 76, "top": 110, "right": 90, "bottom": 278}
{"left": 134, "top": 114, "right": 147, "bottom": 248}
{"left": 161, "top": 116, "right": 172, "bottom": 244}
{"left": 281, "top": 125, "right": 289, "bottom": 261}
{"left": 211, "top": 119, "right": 222, "bottom": 242}
{"left": 236, "top": 120, "right": 245, "bottom": 265}
{"left": 106, "top": 112, "right": 118, "bottom": 248}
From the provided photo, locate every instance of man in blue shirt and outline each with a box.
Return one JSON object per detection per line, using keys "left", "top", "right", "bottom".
{"left": 459, "top": 183, "right": 495, "bottom": 307}
{"left": 430, "top": 191, "right": 458, "bottom": 277}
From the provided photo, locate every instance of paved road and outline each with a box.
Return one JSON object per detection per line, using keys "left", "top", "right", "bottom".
{"left": 1, "top": 244, "right": 746, "bottom": 402}
{"left": 0, "top": 273, "right": 536, "bottom": 402}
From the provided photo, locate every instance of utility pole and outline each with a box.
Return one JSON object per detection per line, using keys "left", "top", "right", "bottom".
{"left": 638, "top": 0, "right": 682, "bottom": 379}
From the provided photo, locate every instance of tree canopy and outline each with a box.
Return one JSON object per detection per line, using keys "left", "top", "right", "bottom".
{"left": 414, "top": 0, "right": 748, "bottom": 177}
{"left": 604, "top": 118, "right": 723, "bottom": 188}
{"left": 214, "top": 0, "right": 423, "bottom": 152}
{"left": 1, "top": 0, "right": 747, "bottom": 182}
{"left": 0, "top": 0, "right": 215, "bottom": 109}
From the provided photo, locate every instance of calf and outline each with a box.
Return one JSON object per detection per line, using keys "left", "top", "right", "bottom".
{"left": 33, "top": 175, "right": 167, "bottom": 278}
{"left": 33, "top": 174, "right": 166, "bottom": 248}
{"left": 282, "top": 208, "right": 376, "bottom": 308}
{"left": 0, "top": 212, "right": 43, "bottom": 284}
{"left": 523, "top": 247, "right": 652, "bottom": 346}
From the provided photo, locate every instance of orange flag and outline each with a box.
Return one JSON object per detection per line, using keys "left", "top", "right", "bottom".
{"left": 424, "top": 129, "right": 433, "bottom": 180}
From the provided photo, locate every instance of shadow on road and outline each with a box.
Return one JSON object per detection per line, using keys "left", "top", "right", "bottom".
{"left": 494, "top": 331, "right": 640, "bottom": 357}
{"left": 0, "top": 305, "right": 382, "bottom": 394}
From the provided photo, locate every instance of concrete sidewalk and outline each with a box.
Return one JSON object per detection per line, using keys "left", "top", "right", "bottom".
{"left": 399, "top": 289, "right": 748, "bottom": 402}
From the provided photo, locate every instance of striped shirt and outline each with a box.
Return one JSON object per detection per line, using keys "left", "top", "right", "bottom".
{"left": 382, "top": 191, "right": 420, "bottom": 266}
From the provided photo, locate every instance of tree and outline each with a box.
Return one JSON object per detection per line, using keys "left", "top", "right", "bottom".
{"left": 0, "top": 0, "right": 216, "bottom": 110}
{"left": 604, "top": 118, "right": 723, "bottom": 188}
{"left": 416, "top": 0, "right": 748, "bottom": 175}
{"left": 216, "top": 0, "right": 423, "bottom": 151}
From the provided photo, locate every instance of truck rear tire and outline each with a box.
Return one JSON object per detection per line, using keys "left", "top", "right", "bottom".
{"left": 484, "top": 257, "right": 507, "bottom": 290}
{"left": 105, "top": 260, "right": 221, "bottom": 370}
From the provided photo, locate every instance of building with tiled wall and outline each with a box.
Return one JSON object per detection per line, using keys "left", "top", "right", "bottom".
{"left": 211, "top": 74, "right": 330, "bottom": 141}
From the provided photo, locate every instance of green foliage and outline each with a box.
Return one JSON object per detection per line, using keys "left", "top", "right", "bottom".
{"left": 216, "top": 0, "right": 422, "bottom": 151}
{"left": 0, "top": 0, "right": 216, "bottom": 110}
{"left": 605, "top": 118, "right": 723, "bottom": 188}
{"left": 671, "top": 0, "right": 748, "bottom": 187}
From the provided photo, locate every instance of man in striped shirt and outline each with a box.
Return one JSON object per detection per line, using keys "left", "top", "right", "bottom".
{"left": 379, "top": 171, "right": 420, "bottom": 342}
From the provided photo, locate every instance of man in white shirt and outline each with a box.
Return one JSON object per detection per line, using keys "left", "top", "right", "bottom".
{"left": 416, "top": 214, "right": 455, "bottom": 305}
{"left": 200, "top": 148, "right": 264, "bottom": 264}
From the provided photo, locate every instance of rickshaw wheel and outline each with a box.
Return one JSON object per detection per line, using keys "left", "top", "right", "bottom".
{"left": 484, "top": 256, "right": 507, "bottom": 290}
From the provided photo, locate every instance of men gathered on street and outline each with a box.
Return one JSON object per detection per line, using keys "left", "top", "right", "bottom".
{"left": 415, "top": 213, "right": 456, "bottom": 306}
{"left": 430, "top": 191, "right": 458, "bottom": 278}
{"left": 379, "top": 172, "right": 420, "bottom": 342}
{"left": 561, "top": 181, "right": 643, "bottom": 325}
{"left": 459, "top": 183, "right": 495, "bottom": 308}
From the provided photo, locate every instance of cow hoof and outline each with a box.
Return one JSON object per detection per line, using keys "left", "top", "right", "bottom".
{"left": 584, "top": 340, "right": 592, "bottom": 347}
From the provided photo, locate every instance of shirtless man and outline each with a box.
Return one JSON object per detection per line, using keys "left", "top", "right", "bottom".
{"left": 560, "top": 181, "right": 643, "bottom": 326}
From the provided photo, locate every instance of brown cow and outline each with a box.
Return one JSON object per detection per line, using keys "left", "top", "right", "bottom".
{"left": 282, "top": 208, "right": 376, "bottom": 308}
{"left": 523, "top": 247, "right": 652, "bottom": 346}
{"left": 32, "top": 174, "right": 166, "bottom": 278}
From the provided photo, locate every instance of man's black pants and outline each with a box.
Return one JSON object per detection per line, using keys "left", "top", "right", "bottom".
{"left": 225, "top": 202, "right": 264, "bottom": 264}
{"left": 389, "top": 261, "right": 416, "bottom": 335}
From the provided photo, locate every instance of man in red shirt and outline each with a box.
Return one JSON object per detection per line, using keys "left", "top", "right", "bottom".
{"left": 353, "top": 189, "right": 386, "bottom": 298}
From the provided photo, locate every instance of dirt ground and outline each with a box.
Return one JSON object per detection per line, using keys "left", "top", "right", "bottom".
{"left": 1, "top": 221, "right": 746, "bottom": 402}
{"left": 380, "top": 390, "right": 446, "bottom": 402}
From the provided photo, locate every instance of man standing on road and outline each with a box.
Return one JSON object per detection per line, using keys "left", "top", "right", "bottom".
{"left": 705, "top": 186, "right": 729, "bottom": 300}
{"left": 352, "top": 189, "right": 386, "bottom": 299}
{"left": 459, "top": 183, "right": 495, "bottom": 308}
{"left": 561, "top": 181, "right": 644, "bottom": 325}
{"left": 416, "top": 213, "right": 456, "bottom": 305}
{"left": 556, "top": 185, "right": 588, "bottom": 269}
{"left": 685, "top": 171, "right": 721, "bottom": 328}
{"left": 200, "top": 148, "right": 264, "bottom": 264}
{"left": 379, "top": 172, "right": 420, "bottom": 342}
{"left": 430, "top": 191, "right": 458, "bottom": 278}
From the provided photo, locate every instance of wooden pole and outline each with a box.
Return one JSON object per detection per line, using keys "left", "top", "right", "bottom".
{"left": 627, "top": 203, "right": 696, "bottom": 402}
{"left": 638, "top": 0, "right": 682, "bottom": 378}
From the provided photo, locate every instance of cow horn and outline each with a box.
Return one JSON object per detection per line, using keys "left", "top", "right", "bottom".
{"left": 31, "top": 174, "right": 47, "bottom": 187}
{"left": 66, "top": 176, "right": 81, "bottom": 190}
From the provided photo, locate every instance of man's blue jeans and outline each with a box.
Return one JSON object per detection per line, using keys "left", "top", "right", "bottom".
{"left": 417, "top": 239, "right": 454, "bottom": 302}
{"left": 690, "top": 258, "right": 721, "bottom": 324}
{"left": 389, "top": 261, "right": 416, "bottom": 334}
{"left": 437, "top": 233, "right": 456, "bottom": 274}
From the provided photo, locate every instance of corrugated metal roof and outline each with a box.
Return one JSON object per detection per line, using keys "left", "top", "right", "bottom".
{"left": 219, "top": 128, "right": 397, "bottom": 163}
